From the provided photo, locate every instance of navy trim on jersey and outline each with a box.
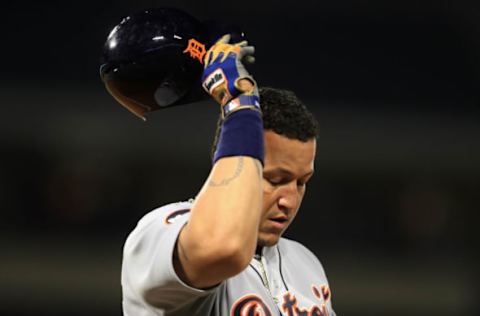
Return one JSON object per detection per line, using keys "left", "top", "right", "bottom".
{"left": 248, "top": 263, "right": 264, "bottom": 283}
{"left": 248, "top": 259, "right": 282, "bottom": 316}
{"left": 277, "top": 245, "right": 290, "bottom": 291}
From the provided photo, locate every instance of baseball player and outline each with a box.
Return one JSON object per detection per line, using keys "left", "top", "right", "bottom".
{"left": 121, "top": 35, "right": 336, "bottom": 316}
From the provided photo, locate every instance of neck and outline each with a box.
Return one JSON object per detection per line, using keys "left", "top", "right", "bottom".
{"left": 255, "top": 245, "right": 263, "bottom": 256}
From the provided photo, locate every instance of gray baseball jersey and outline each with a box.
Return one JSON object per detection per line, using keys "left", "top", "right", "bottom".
{"left": 122, "top": 200, "right": 336, "bottom": 316}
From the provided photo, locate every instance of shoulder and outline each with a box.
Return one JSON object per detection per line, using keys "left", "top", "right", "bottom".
{"left": 124, "top": 200, "right": 193, "bottom": 252}
{"left": 137, "top": 200, "right": 193, "bottom": 228}
{"left": 278, "top": 237, "right": 327, "bottom": 273}
{"left": 278, "top": 237, "right": 314, "bottom": 256}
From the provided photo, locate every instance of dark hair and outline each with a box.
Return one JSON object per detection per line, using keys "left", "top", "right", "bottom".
{"left": 211, "top": 87, "right": 319, "bottom": 158}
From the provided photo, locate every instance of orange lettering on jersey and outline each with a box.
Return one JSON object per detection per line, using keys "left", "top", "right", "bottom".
{"left": 183, "top": 38, "right": 206, "bottom": 64}
{"left": 281, "top": 285, "right": 332, "bottom": 316}
{"left": 231, "top": 286, "right": 332, "bottom": 316}
{"left": 231, "top": 294, "right": 272, "bottom": 316}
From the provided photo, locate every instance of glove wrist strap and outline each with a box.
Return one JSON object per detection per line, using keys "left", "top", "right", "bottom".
{"left": 222, "top": 95, "right": 261, "bottom": 118}
{"left": 213, "top": 107, "right": 264, "bottom": 164}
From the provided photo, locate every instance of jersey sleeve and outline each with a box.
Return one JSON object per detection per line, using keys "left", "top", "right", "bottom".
{"left": 121, "top": 201, "right": 216, "bottom": 313}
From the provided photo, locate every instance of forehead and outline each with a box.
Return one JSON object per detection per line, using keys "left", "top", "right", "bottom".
{"left": 263, "top": 130, "right": 316, "bottom": 174}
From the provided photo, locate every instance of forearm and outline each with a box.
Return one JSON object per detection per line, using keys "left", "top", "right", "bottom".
{"left": 188, "top": 156, "right": 262, "bottom": 256}
{"left": 187, "top": 79, "right": 262, "bottom": 252}
{"left": 176, "top": 156, "right": 262, "bottom": 288}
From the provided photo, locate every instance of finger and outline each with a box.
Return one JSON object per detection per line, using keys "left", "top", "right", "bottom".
{"left": 238, "top": 46, "right": 255, "bottom": 59}
{"left": 243, "top": 55, "right": 255, "bottom": 64}
{"left": 217, "top": 34, "right": 231, "bottom": 44}
{"left": 204, "top": 50, "right": 214, "bottom": 66}
{"left": 235, "top": 40, "right": 248, "bottom": 47}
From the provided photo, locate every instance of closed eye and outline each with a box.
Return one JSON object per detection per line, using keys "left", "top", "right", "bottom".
{"left": 266, "top": 178, "right": 287, "bottom": 186}
{"left": 264, "top": 168, "right": 314, "bottom": 187}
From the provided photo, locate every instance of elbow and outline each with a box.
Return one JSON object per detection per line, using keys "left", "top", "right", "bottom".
{"left": 184, "top": 224, "right": 256, "bottom": 274}
{"left": 188, "top": 237, "right": 254, "bottom": 281}
{"left": 178, "top": 222, "right": 257, "bottom": 287}
{"left": 213, "top": 239, "right": 254, "bottom": 273}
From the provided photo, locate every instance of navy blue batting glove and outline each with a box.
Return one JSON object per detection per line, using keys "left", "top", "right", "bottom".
{"left": 202, "top": 34, "right": 258, "bottom": 108}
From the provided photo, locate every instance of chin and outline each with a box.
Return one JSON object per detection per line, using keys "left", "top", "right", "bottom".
{"left": 257, "top": 232, "right": 282, "bottom": 247}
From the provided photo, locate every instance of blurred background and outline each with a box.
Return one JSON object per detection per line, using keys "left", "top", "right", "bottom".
{"left": 0, "top": 0, "right": 479, "bottom": 315}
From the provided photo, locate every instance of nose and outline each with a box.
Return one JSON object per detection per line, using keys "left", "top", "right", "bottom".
{"left": 277, "top": 181, "right": 299, "bottom": 211}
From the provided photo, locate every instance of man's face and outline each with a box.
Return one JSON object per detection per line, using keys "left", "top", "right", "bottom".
{"left": 257, "top": 130, "right": 316, "bottom": 247}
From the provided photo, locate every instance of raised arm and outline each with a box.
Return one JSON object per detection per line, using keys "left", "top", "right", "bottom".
{"left": 174, "top": 35, "right": 264, "bottom": 289}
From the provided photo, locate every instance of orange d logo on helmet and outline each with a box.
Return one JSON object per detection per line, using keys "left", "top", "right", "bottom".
{"left": 183, "top": 38, "right": 207, "bottom": 64}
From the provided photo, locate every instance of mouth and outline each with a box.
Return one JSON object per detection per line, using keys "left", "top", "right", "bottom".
{"left": 267, "top": 216, "right": 289, "bottom": 230}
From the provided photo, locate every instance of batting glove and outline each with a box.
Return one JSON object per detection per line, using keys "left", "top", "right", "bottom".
{"left": 202, "top": 34, "right": 259, "bottom": 113}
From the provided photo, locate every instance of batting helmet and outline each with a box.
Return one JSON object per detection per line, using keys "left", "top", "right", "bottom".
{"left": 100, "top": 8, "right": 246, "bottom": 120}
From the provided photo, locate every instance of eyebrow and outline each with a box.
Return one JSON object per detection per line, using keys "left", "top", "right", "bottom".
{"left": 263, "top": 167, "right": 314, "bottom": 178}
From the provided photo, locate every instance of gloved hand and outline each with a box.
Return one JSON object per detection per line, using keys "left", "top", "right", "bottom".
{"left": 202, "top": 34, "right": 258, "bottom": 109}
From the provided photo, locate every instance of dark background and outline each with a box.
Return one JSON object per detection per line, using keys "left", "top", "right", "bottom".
{"left": 0, "top": 0, "right": 479, "bottom": 315}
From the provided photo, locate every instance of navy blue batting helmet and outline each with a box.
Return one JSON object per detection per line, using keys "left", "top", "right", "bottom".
{"left": 100, "top": 8, "right": 245, "bottom": 120}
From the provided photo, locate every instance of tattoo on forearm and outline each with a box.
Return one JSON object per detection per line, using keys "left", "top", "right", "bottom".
{"left": 209, "top": 157, "right": 244, "bottom": 187}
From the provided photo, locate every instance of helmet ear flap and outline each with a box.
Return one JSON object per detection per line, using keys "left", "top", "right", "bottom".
{"left": 153, "top": 75, "right": 190, "bottom": 108}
